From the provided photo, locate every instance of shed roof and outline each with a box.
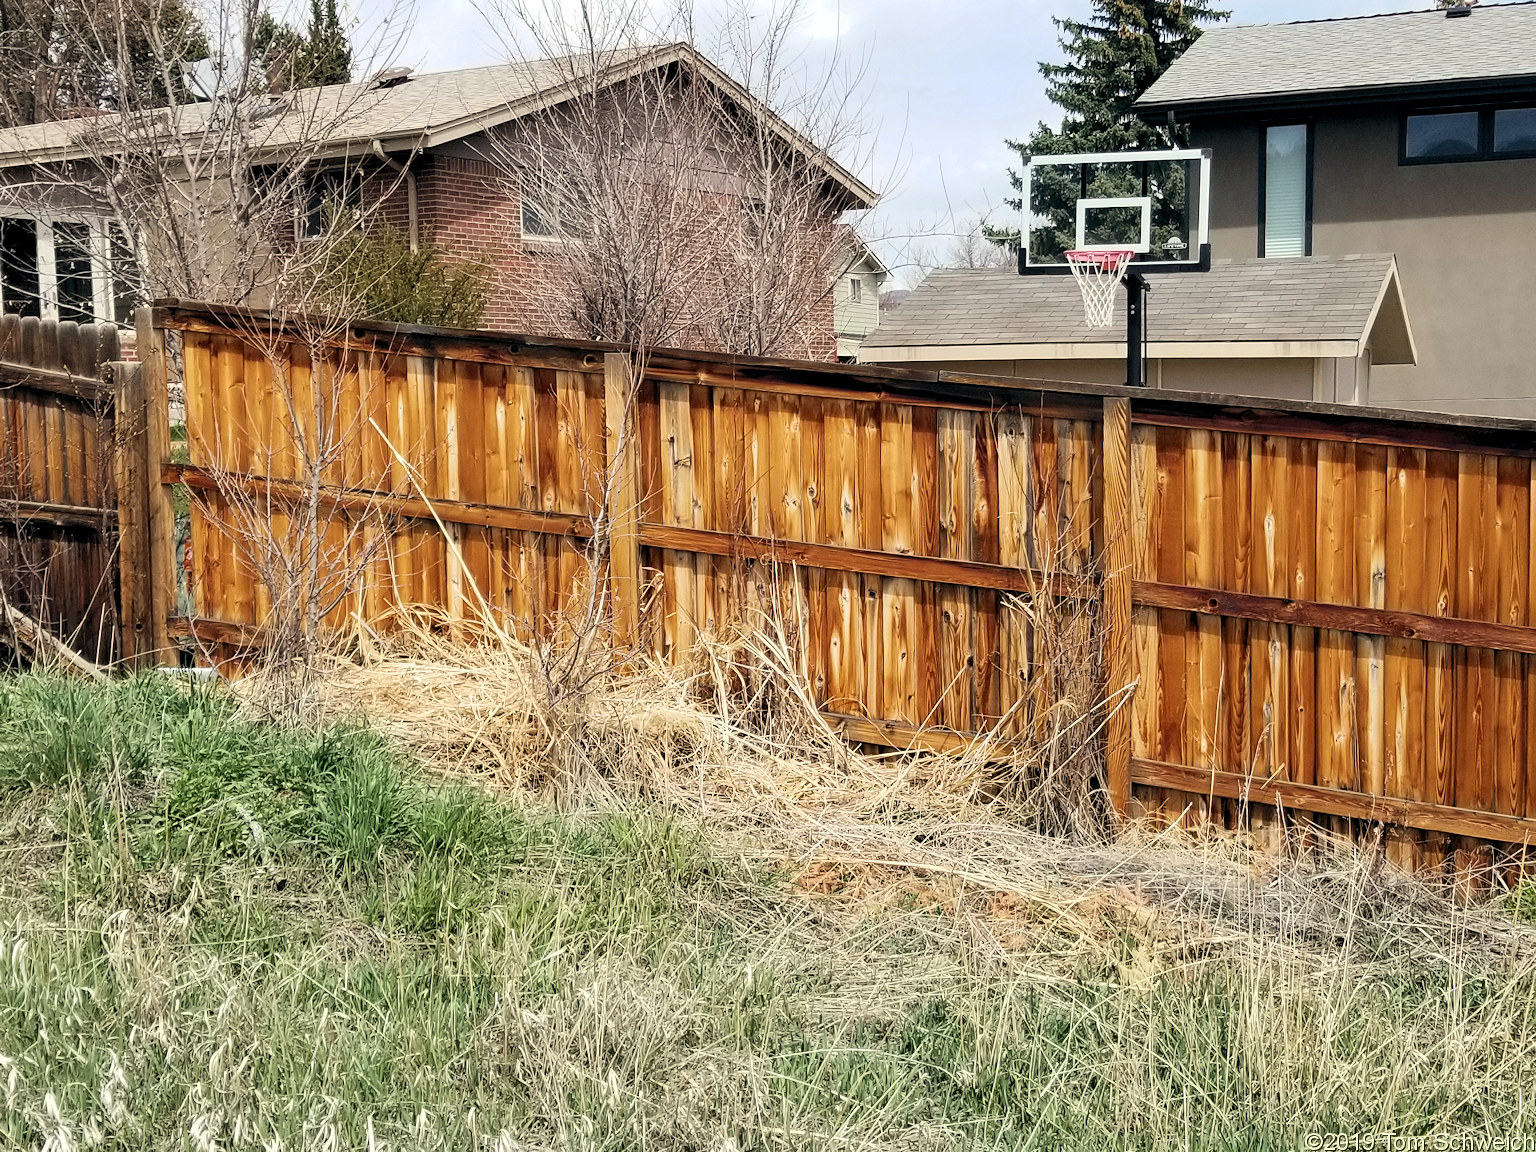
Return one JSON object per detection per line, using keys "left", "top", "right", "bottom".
{"left": 1137, "top": 3, "right": 1536, "bottom": 115}
{"left": 0, "top": 43, "right": 877, "bottom": 208}
{"left": 858, "top": 256, "right": 1415, "bottom": 365}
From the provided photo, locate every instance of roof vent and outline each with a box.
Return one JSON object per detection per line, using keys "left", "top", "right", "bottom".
{"left": 1444, "top": 1, "right": 1475, "bottom": 17}
{"left": 372, "top": 67, "right": 414, "bottom": 89}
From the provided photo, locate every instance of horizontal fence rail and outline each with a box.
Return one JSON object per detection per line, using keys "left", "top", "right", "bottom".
{"left": 152, "top": 300, "right": 1536, "bottom": 873}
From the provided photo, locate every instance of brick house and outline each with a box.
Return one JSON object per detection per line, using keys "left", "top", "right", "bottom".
{"left": 0, "top": 44, "right": 878, "bottom": 358}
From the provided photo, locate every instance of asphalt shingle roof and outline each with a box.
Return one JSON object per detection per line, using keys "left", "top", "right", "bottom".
{"left": 0, "top": 56, "right": 594, "bottom": 163}
{"left": 0, "top": 46, "right": 878, "bottom": 205}
{"left": 1138, "top": 3, "right": 1536, "bottom": 111}
{"left": 862, "top": 256, "right": 1396, "bottom": 350}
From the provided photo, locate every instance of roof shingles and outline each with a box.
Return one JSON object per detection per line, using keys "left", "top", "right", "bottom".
{"left": 861, "top": 256, "right": 1394, "bottom": 350}
{"left": 1138, "top": 2, "right": 1536, "bottom": 110}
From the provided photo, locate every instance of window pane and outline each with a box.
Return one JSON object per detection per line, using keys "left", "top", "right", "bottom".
{"left": 0, "top": 218, "right": 40, "bottom": 317}
{"left": 53, "top": 222, "right": 94, "bottom": 323}
{"left": 110, "top": 226, "right": 141, "bottom": 325}
{"left": 1264, "top": 124, "right": 1308, "bottom": 259}
{"left": 1494, "top": 107, "right": 1536, "bottom": 154}
{"left": 521, "top": 197, "right": 553, "bottom": 237}
{"left": 302, "top": 170, "right": 358, "bottom": 238}
{"left": 1404, "top": 112, "right": 1480, "bottom": 160}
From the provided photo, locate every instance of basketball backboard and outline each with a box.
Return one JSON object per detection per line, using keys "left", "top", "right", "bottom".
{"left": 1018, "top": 148, "right": 1211, "bottom": 274}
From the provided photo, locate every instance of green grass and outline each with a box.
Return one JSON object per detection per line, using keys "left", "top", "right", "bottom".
{"left": 2, "top": 672, "right": 1535, "bottom": 1150}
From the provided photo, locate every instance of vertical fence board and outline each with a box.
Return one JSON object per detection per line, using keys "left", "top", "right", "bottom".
{"left": 1153, "top": 426, "right": 1187, "bottom": 818}
{"left": 150, "top": 309, "right": 1536, "bottom": 864}
{"left": 1102, "top": 398, "right": 1133, "bottom": 815}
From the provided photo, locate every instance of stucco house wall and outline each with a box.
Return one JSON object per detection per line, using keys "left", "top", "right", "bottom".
{"left": 1196, "top": 114, "right": 1536, "bottom": 418}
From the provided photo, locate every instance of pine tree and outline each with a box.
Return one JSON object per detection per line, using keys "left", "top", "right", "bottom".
{"left": 989, "top": 0, "right": 1228, "bottom": 251}
{"left": 0, "top": 0, "right": 209, "bottom": 126}
{"left": 293, "top": 0, "right": 351, "bottom": 87}
{"left": 258, "top": 0, "right": 352, "bottom": 92}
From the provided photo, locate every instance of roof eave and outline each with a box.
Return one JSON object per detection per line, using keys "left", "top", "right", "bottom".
{"left": 1137, "top": 73, "right": 1536, "bottom": 121}
{"left": 858, "top": 339, "right": 1366, "bottom": 364}
{"left": 0, "top": 46, "right": 881, "bottom": 210}
{"left": 415, "top": 44, "right": 879, "bottom": 210}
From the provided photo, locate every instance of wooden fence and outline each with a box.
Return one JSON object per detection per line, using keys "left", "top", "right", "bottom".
{"left": 0, "top": 314, "right": 137, "bottom": 664}
{"left": 152, "top": 300, "right": 1536, "bottom": 869}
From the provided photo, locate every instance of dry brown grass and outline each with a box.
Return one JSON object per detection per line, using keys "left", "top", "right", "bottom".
{"left": 251, "top": 605, "right": 1535, "bottom": 975}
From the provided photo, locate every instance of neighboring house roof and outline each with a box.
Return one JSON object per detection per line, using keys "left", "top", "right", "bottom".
{"left": 837, "top": 231, "right": 890, "bottom": 278}
{"left": 857, "top": 256, "right": 1415, "bottom": 365}
{"left": 1138, "top": 2, "right": 1536, "bottom": 116}
{"left": 0, "top": 43, "right": 877, "bottom": 209}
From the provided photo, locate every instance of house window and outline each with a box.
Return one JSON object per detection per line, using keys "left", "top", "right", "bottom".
{"left": 299, "top": 169, "right": 361, "bottom": 239}
{"left": 53, "top": 223, "right": 95, "bottom": 323}
{"left": 1493, "top": 108, "right": 1536, "bottom": 156}
{"left": 519, "top": 174, "right": 588, "bottom": 241}
{"left": 1261, "top": 124, "right": 1310, "bottom": 259}
{"left": 0, "top": 216, "right": 134, "bottom": 324}
{"left": 520, "top": 195, "right": 556, "bottom": 238}
{"left": 1403, "top": 112, "right": 1481, "bottom": 161}
{"left": 110, "top": 228, "right": 140, "bottom": 325}
{"left": 1400, "top": 107, "right": 1536, "bottom": 163}
{"left": 848, "top": 276, "right": 862, "bottom": 303}
{"left": 1, "top": 217, "right": 40, "bottom": 318}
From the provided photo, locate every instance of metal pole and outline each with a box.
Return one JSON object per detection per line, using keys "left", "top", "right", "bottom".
{"left": 1125, "top": 271, "right": 1147, "bottom": 388}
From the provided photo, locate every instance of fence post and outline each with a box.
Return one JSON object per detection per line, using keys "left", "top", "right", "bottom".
{"left": 140, "top": 310, "right": 176, "bottom": 665}
{"left": 1101, "top": 396, "right": 1135, "bottom": 818}
{"left": 114, "top": 307, "right": 177, "bottom": 668}
{"left": 113, "top": 360, "right": 153, "bottom": 667}
{"left": 604, "top": 352, "right": 642, "bottom": 647}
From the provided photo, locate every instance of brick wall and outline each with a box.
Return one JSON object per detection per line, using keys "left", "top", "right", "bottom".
{"left": 408, "top": 155, "right": 563, "bottom": 332}
{"left": 387, "top": 150, "right": 840, "bottom": 360}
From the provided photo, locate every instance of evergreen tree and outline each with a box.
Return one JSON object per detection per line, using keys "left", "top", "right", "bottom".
{"left": 0, "top": 0, "right": 209, "bottom": 126}
{"left": 257, "top": 0, "right": 352, "bottom": 92}
{"left": 293, "top": 0, "right": 351, "bottom": 87}
{"left": 990, "top": 0, "right": 1228, "bottom": 254}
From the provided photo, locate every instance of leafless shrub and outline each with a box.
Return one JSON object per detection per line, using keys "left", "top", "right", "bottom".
{"left": 478, "top": 0, "right": 876, "bottom": 359}
{"left": 454, "top": 0, "right": 878, "bottom": 768}
{"left": 181, "top": 310, "right": 396, "bottom": 712}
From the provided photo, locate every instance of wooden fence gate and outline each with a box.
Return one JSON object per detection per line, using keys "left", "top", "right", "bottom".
{"left": 138, "top": 300, "right": 1536, "bottom": 871}
{"left": 0, "top": 312, "right": 172, "bottom": 667}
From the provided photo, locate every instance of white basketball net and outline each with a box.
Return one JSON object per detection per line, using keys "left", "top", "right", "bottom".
{"left": 1065, "top": 249, "right": 1135, "bottom": 328}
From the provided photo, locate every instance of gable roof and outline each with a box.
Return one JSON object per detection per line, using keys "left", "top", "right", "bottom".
{"left": 857, "top": 256, "right": 1415, "bottom": 365}
{"left": 0, "top": 43, "right": 877, "bottom": 208}
{"left": 1137, "top": 3, "right": 1536, "bottom": 117}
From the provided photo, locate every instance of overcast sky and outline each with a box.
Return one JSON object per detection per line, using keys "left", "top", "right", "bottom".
{"left": 356, "top": 0, "right": 1418, "bottom": 281}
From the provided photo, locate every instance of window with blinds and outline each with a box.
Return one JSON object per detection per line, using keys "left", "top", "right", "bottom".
{"left": 1263, "top": 124, "right": 1310, "bottom": 259}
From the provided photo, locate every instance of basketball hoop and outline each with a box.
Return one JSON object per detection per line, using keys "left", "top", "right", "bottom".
{"left": 1065, "top": 249, "right": 1135, "bottom": 328}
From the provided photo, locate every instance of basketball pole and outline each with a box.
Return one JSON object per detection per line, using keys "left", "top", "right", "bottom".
{"left": 1125, "top": 271, "right": 1147, "bottom": 388}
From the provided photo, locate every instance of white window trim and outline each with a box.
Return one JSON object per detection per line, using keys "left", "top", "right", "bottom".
{"left": 0, "top": 213, "right": 127, "bottom": 324}
{"left": 35, "top": 219, "right": 57, "bottom": 318}
{"left": 89, "top": 220, "right": 112, "bottom": 323}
